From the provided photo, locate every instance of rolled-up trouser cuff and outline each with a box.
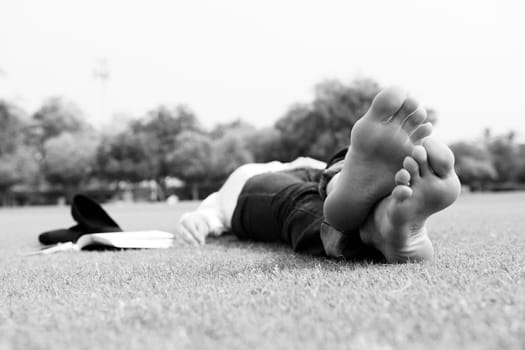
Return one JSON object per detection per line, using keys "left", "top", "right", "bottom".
{"left": 320, "top": 221, "right": 349, "bottom": 258}
{"left": 318, "top": 160, "right": 344, "bottom": 200}
{"left": 320, "top": 221, "right": 386, "bottom": 261}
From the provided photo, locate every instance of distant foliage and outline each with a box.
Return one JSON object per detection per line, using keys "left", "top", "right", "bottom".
{"left": 450, "top": 142, "right": 497, "bottom": 190}
{"left": 274, "top": 79, "right": 381, "bottom": 161}
{"left": 42, "top": 132, "right": 99, "bottom": 194}
{"left": 2, "top": 76, "right": 471, "bottom": 204}
{"left": 0, "top": 100, "right": 28, "bottom": 155}
{"left": 450, "top": 130, "right": 525, "bottom": 190}
{"left": 0, "top": 101, "right": 40, "bottom": 202}
{"left": 247, "top": 128, "right": 285, "bottom": 163}
{"left": 33, "top": 97, "right": 91, "bottom": 142}
{"left": 211, "top": 132, "right": 254, "bottom": 179}
{"left": 97, "top": 132, "right": 159, "bottom": 184}
{"left": 96, "top": 105, "right": 203, "bottom": 200}
{"left": 168, "top": 131, "right": 214, "bottom": 199}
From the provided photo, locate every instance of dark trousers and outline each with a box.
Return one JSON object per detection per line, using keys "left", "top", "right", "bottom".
{"left": 231, "top": 168, "right": 326, "bottom": 255}
{"left": 231, "top": 168, "right": 383, "bottom": 260}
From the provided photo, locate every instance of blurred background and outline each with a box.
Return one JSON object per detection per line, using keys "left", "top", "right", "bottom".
{"left": 1, "top": 0, "right": 524, "bottom": 205}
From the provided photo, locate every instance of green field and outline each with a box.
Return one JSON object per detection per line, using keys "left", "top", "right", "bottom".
{"left": 1, "top": 193, "right": 524, "bottom": 350}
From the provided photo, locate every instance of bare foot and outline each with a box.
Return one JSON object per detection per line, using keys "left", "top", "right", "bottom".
{"left": 324, "top": 86, "right": 432, "bottom": 231}
{"left": 359, "top": 138, "right": 461, "bottom": 263}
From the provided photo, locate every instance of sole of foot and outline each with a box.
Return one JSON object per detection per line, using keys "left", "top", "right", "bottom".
{"left": 324, "top": 86, "right": 433, "bottom": 231}
{"left": 360, "top": 137, "right": 461, "bottom": 263}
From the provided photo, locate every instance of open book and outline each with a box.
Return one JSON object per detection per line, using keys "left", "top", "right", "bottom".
{"left": 28, "top": 230, "right": 174, "bottom": 255}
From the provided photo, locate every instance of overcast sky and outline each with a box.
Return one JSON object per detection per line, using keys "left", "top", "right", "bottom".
{"left": 1, "top": 0, "right": 524, "bottom": 143}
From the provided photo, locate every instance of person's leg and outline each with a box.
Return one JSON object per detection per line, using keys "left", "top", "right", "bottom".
{"left": 231, "top": 171, "right": 326, "bottom": 255}
{"left": 359, "top": 138, "right": 461, "bottom": 263}
{"left": 231, "top": 170, "right": 383, "bottom": 260}
{"left": 216, "top": 160, "right": 326, "bottom": 227}
{"left": 324, "top": 86, "right": 433, "bottom": 233}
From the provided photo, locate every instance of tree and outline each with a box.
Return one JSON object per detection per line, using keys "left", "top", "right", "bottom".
{"left": 514, "top": 145, "right": 525, "bottom": 183}
{"left": 0, "top": 148, "right": 40, "bottom": 202}
{"left": 10, "top": 146, "right": 40, "bottom": 187}
{"left": 274, "top": 78, "right": 439, "bottom": 162}
{"left": 485, "top": 131, "right": 519, "bottom": 183}
{"left": 0, "top": 101, "right": 40, "bottom": 203}
{"left": 120, "top": 105, "right": 202, "bottom": 200}
{"left": 30, "top": 97, "right": 93, "bottom": 192}
{"left": 275, "top": 78, "right": 381, "bottom": 161}
{"left": 32, "top": 97, "right": 91, "bottom": 142}
{"left": 169, "top": 123, "right": 255, "bottom": 199}
{"left": 96, "top": 131, "right": 159, "bottom": 185}
{"left": 450, "top": 142, "right": 497, "bottom": 190}
{"left": 0, "top": 100, "right": 28, "bottom": 156}
{"left": 210, "top": 119, "right": 256, "bottom": 139}
{"left": 41, "top": 132, "right": 99, "bottom": 197}
{"left": 247, "top": 127, "right": 287, "bottom": 163}
{"left": 210, "top": 133, "right": 254, "bottom": 179}
{"left": 0, "top": 155, "right": 21, "bottom": 204}
{"left": 168, "top": 131, "right": 214, "bottom": 199}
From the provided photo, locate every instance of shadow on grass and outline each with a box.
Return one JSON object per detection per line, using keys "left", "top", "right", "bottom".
{"left": 205, "top": 234, "right": 383, "bottom": 272}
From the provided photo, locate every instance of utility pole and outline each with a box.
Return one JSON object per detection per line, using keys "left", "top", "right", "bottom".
{"left": 92, "top": 59, "right": 110, "bottom": 126}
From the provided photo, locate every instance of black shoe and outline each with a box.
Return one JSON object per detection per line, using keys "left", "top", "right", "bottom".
{"left": 38, "top": 194, "right": 122, "bottom": 245}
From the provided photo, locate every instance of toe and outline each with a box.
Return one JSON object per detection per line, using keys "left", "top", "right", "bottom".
{"left": 392, "top": 185, "right": 413, "bottom": 202}
{"left": 423, "top": 137, "right": 455, "bottom": 178}
{"left": 392, "top": 96, "right": 419, "bottom": 123}
{"left": 395, "top": 168, "right": 411, "bottom": 185}
{"left": 403, "top": 156, "right": 420, "bottom": 179}
{"left": 368, "top": 86, "right": 407, "bottom": 120}
{"left": 410, "top": 122, "right": 433, "bottom": 144}
{"left": 402, "top": 106, "right": 427, "bottom": 134}
{"left": 412, "top": 146, "right": 430, "bottom": 175}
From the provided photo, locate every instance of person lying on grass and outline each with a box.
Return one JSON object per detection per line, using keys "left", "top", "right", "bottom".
{"left": 177, "top": 86, "right": 461, "bottom": 263}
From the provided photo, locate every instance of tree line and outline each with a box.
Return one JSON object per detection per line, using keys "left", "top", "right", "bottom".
{"left": 450, "top": 130, "right": 525, "bottom": 191}
{"left": 1, "top": 78, "right": 524, "bottom": 205}
{"left": 0, "top": 79, "right": 383, "bottom": 204}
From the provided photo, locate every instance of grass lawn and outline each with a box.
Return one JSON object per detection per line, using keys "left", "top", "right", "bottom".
{"left": 0, "top": 193, "right": 524, "bottom": 350}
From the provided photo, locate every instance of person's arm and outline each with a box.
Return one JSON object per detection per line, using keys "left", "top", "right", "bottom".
{"left": 177, "top": 192, "right": 228, "bottom": 245}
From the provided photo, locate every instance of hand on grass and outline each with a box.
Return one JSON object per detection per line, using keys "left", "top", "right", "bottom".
{"left": 176, "top": 211, "right": 210, "bottom": 245}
